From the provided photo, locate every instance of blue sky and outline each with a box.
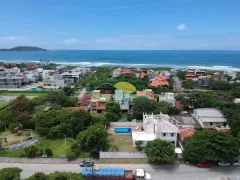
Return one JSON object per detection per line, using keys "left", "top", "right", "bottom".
{"left": 0, "top": 0, "right": 240, "bottom": 50}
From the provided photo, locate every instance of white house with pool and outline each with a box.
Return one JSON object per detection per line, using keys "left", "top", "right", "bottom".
{"left": 132, "top": 113, "right": 180, "bottom": 147}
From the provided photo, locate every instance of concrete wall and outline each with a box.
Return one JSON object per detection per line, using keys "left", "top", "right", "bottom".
{"left": 110, "top": 122, "right": 143, "bottom": 127}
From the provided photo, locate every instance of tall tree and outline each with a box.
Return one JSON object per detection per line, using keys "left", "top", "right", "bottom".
{"left": 181, "top": 80, "right": 196, "bottom": 89}
{"left": 77, "top": 124, "right": 109, "bottom": 151}
{"left": 183, "top": 130, "right": 239, "bottom": 162}
{"left": 145, "top": 139, "right": 175, "bottom": 163}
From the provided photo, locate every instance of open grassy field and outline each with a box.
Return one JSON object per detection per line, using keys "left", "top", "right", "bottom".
{"left": 0, "top": 92, "right": 44, "bottom": 96}
{"left": 109, "top": 135, "right": 135, "bottom": 152}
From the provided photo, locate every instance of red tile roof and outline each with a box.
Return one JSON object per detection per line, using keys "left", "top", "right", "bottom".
{"left": 148, "top": 80, "right": 169, "bottom": 87}
{"left": 80, "top": 100, "right": 90, "bottom": 106}
{"left": 179, "top": 128, "right": 195, "bottom": 142}
{"left": 122, "top": 69, "right": 132, "bottom": 75}
{"left": 113, "top": 67, "right": 122, "bottom": 72}
{"left": 154, "top": 74, "right": 167, "bottom": 81}
{"left": 69, "top": 106, "right": 87, "bottom": 111}
{"left": 140, "top": 72, "right": 147, "bottom": 78}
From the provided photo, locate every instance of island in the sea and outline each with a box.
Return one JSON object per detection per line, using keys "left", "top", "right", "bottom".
{"left": 0, "top": 46, "right": 48, "bottom": 52}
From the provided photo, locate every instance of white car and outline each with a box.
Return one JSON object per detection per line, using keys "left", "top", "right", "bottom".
{"left": 233, "top": 161, "right": 240, "bottom": 166}
{"left": 218, "top": 162, "right": 231, "bottom": 166}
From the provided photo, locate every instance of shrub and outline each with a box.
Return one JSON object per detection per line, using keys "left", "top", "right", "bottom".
{"left": 66, "top": 148, "right": 76, "bottom": 161}
{"left": 0, "top": 167, "right": 22, "bottom": 180}
{"left": 45, "top": 148, "right": 53, "bottom": 157}
{"left": 25, "top": 172, "right": 48, "bottom": 180}
{"left": 24, "top": 145, "right": 39, "bottom": 158}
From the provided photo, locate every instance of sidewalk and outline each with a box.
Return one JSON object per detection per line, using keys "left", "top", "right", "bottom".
{"left": 0, "top": 157, "right": 89, "bottom": 164}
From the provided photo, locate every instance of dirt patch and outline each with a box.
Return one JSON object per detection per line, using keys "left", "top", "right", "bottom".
{"left": 109, "top": 135, "right": 136, "bottom": 152}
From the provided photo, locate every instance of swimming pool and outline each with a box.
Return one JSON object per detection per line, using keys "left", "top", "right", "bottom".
{"left": 114, "top": 128, "right": 132, "bottom": 134}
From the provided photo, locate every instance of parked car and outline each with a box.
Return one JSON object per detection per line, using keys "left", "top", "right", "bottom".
{"left": 79, "top": 160, "right": 94, "bottom": 167}
{"left": 218, "top": 162, "right": 231, "bottom": 166}
{"left": 233, "top": 160, "right": 240, "bottom": 166}
{"left": 197, "top": 162, "right": 212, "bottom": 168}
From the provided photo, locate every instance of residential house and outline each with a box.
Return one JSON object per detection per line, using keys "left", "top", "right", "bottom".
{"left": 160, "top": 70, "right": 171, "bottom": 78}
{"left": 43, "top": 75, "right": 65, "bottom": 89}
{"left": 234, "top": 98, "right": 240, "bottom": 103}
{"left": 114, "top": 89, "right": 131, "bottom": 113}
{"left": 5, "top": 67, "right": 21, "bottom": 75}
{"left": 61, "top": 71, "right": 82, "bottom": 84}
{"left": 26, "top": 62, "right": 38, "bottom": 70}
{"left": 24, "top": 71, "right": 40, "bottom": 82}
{"left": 211, "top": 74, "right": 222, "bottom": 80}
{"left": 194, "top": 69, "right": 206, "bottom": 76}
{"left": 112, "top": 68, "right": 122, "bottom": 78}
{"left": 170, "top": 115, "right": 202, "bottom": 129}
{"left": 136, "top": 71, "right": 147, "bottom": 78}
{"left": 42, "top": 70, "right": 56, "bottom": 79}
{"left": 224, "top": 70, "right": 237, "bottom": 79}
{"left": 185, "top": 70, "right": 195, "bottom": 80}
{"left": 90, "top": 90, "right": 114, "bottom": 113}
{"left": 170, "top": 69, "right": 177, "bottom": 76}
{"left": 148, "top": 74, "right": 169, "bottom": 87}
{"left": 147, "top": 69, "right": 157, "bottom": 80}
{"left": 196, "top": 75, "right": 211, "bottom": 86}
{"left": 132, "top": 113, "right": 179, "bottom": 147}
{"left": 159, "top": 92, "right": 175, "bottom": 106}
{"left": 136, "top": 89, "right": 156, "bottom": 101}
{"left": 178, "top": 128, "right": 195, "bottom": 142}
{"left": 122, "top": 69, "right": 133, "bottom": 75}
{"left": 0, "top": 75, "right": 28, "bottom": 88}
{"left": 193, "top": 108, "right": 227, "bottom": 127}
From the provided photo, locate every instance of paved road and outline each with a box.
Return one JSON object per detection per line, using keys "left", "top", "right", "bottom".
{"left": 0, "top": 163, "right": 239, "bottom": 180}
{"left": 173, "top": 77, "right": 185, "bottom": 93}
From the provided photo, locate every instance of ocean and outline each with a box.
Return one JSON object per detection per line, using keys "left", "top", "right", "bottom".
{"left": 0, "top": 50, "right": 240, "bottom": 71}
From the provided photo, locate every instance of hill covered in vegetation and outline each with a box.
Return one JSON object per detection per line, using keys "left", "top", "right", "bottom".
{"left": 0, "top": 46, "right": 48, "bottom": 51}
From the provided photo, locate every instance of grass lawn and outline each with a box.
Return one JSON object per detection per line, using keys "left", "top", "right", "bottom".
{"left": 38, "top": 139, "right": 73, "bottom": 158}
{"left": 114, "top": 82, "right": 137, "bottom": 93}
{"left": 0, "top": 92, "right": 44, "bottom": 96}
{"left": 0, "top": 136, "right": 89, "bottom": 158}
{"left": 0, "top": 149, "right": 22, "bottom": 157}
{"left": 0, "top": 100, "right": 7, "bottom": 108}
{"left": 109, "top": 135, "right": 135, "bottom": 152}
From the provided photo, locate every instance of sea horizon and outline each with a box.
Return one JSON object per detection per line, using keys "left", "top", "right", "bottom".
{"left": 0, "top": 50, "right": 240, "bottom": 71}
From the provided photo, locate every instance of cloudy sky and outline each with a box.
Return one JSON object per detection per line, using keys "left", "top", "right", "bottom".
{"left": 0, "top": 0, "right": 240, "bottom": 50}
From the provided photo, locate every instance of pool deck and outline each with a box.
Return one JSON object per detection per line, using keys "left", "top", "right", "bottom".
{"left": 108, "top": 126, "right": 143, "bottom": 135}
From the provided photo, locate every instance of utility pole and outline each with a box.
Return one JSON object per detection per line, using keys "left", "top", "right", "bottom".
{"left": 65, "top": 135, "right": 67, "bottom": 148}
{"left": 91, "top": 158, "right": 94, "bottom": 180}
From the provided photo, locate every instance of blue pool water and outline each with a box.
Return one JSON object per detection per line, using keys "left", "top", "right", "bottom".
{"left": 114, "top": 128, "right": 132, "bottom": 134}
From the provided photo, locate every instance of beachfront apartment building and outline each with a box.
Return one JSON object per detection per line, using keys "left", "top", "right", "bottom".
{"left": 0, "top": 75, "right": 28, "bottom": 88}
{"left": 132, "top": 113, "right": 179, "bottom": 147}
{"left": 43, "top": 75, "right": 66, "bottom": 89}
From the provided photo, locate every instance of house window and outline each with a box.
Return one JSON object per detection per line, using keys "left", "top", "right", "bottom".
{"left": 171, "top": 133, "right": 174, "bottom": 137}
{"left": 210, "top": 122, "right": 213, "bottom": 125}
{"left": 163, "top": 133, "right": 166, "bottom": 137}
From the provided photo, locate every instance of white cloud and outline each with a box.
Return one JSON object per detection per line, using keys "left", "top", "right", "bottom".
{"left": 2, "top": 36, "right": 24, "bottom": 41}
{"left": 97, "top": 6, "right": 128, "bottom": 10}
{"left": 63, "top": 39, "right": 86, "bottom": 44}
{"left": 96, "top": 38, "right": 113, "bottom": 44}
{"left": 177, "top": 24, "right": 188, "bottom": 31}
